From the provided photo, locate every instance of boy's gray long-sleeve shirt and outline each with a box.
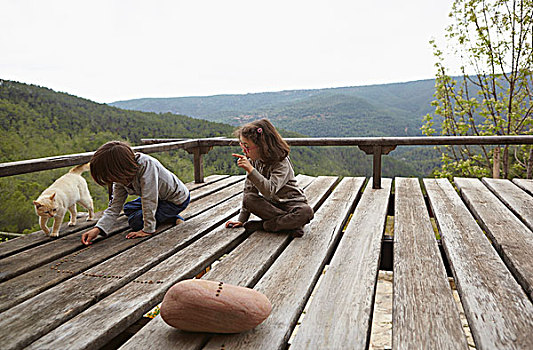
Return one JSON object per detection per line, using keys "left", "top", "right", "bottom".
{"left": 96, "top": 153, "right": 189, "bottom": 234}
{"left": 238, "top": 157, "right": 307, "bottom": 223}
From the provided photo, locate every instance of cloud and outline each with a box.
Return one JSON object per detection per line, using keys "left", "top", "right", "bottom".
{"left": 0, "top": 0, "right": 452, "bottom": 103}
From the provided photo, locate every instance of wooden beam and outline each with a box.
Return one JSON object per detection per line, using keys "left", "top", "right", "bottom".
{"left": 358, "top": 145, "right": 396, "bottom": 189}
{"left": 0, "top": 139, "right": 198, "bottom": 178}
{"left": 373, "top": 145, "right": 382, "bottom": 189}
{"left": 185, "top": 144, "right": 213, "bottom": 183}
{"left": 4, "top": 136, "right": 533, "bottom": 178}
{"left": 144, "top": 135, "right": 533, "bottom": 147}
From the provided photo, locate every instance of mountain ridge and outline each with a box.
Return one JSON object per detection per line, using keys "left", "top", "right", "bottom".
{"left": 110, "top": 78, "right": 437, "bottom": 138}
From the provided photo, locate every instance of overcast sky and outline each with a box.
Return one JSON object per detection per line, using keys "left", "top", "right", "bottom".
{"left": 1, "top": 0, "right": 454, "bottom": 104}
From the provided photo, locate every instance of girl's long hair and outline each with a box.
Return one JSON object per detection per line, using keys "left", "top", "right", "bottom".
{"left": 235, "top": 119, "right": 290, "bottom": 164}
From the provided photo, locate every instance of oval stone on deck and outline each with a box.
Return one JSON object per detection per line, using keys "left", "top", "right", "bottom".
{"left": 160, "top": 279, "right": 272, "bottom": 333}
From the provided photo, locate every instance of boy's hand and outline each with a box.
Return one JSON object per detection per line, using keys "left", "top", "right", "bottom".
{"left": 226, "top": 220, "right": 243, "bottom": 228}
{"left": 81, "top": 227, "right": 100, "bottom": 245}
{"left": 232, "top": 153, "right": 253, "bottom": 173}
{"left": 126, "top": 230, "right": 152, "bottom": 239}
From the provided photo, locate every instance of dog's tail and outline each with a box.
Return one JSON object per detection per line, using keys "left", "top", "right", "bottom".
{"left": 70, "top": 163, "right": 90, "bottom": 175}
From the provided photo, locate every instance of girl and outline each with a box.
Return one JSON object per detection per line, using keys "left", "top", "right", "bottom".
{"left": 226, "top": 119, "right": 313, "bottom": 237}
{"left": 81, "top": 141, "right": 190, "bottom": 245}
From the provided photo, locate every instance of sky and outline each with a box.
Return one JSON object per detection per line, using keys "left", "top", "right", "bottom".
{"left": 0, "top": 0, "right": 454, "bottom": 104}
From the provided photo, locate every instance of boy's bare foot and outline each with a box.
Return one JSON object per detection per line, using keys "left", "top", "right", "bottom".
{"left": 176, "top": 218, "right": 184, "bottom": 225}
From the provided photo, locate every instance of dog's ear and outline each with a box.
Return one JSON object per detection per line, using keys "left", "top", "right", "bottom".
{"left": 33, "top": 201, "right": 41, "bottom": 208}
{"left": 49, "top": 192, "right": 56, "bottom": 200}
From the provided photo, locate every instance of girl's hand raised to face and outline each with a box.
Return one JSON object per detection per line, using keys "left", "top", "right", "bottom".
{"left": 232, "top": 153, "right": 254, "bottom": 173}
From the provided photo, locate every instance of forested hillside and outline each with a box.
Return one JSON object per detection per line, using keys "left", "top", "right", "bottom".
{"left": 1, "top": 80, "right": 420, "bottom": 234}
{"left": 111, "top": 79, "right": 443, "bottom": 173}
{"left": 111, "top": 79, "right": 437, "bottom": 137}
{"left": 0, "top": 79, "right": 231, "bottom": 233}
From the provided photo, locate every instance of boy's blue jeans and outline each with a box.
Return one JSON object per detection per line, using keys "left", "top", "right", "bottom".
{"left": 123, "top": 194, "right": 190, "bottom": 232}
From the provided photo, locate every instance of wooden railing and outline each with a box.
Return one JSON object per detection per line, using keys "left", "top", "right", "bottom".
{"left": 2, "top": 136, "right": 533, "bottom": 188}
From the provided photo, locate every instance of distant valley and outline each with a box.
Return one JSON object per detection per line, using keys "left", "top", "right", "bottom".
{"left": 110, "top": 79, "right": 437, "bottom": 137}
{"left": 110, "top": 79, "right": 443, "bottom": 176}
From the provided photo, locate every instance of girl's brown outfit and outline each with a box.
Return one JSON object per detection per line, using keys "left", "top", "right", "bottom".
{"left": 237, "top": 157, "right": 314, "bottom": 233}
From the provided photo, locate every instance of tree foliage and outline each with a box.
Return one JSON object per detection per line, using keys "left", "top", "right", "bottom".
{"left": 422, "top": 0, "right": 533, "bottom": 178}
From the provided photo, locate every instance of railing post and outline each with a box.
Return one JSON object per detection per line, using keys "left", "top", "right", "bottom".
{"left": 373, "top": 145, "right": 382, "bottom": 189}
{"left": 192, "top": 148, "right": 204, "bottom": 183}
{"left": 358, "top": 144, "right": 396, "bottom": 189}
{"left": 493, "top": 146, "right": 500, "bottom": 179}
{"left": 185, "top": 143, "right": 213, "bottom": 183}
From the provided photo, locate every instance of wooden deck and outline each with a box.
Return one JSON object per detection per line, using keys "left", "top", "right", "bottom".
{"left": 1, "top": 174, "right": 533, "bottom": 349}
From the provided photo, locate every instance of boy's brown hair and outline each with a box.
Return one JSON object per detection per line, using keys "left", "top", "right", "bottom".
{"left": 90, "top": 141, "right": 139, "bottom": 186}
{"left": 235, "top": 119, "right": 290, "bottom": 164}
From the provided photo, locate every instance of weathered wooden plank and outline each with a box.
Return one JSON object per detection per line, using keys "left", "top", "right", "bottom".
{"left": 183, "top": 179, "right": 244, "bottom": 220}
{"left": 295, "top": 174, "right": 315, "bottom": 188}
{"left": 457, "top": 178, "right": 533, "bottom": 299}
{"left": 512, "top": 178, "right": 533, "bottom": 196}
{"left": 186, "top": 174, "right": 230, "bottom": 191}
{"left": 201, "top": 176, "right": 336, "bottom": 287}
{"left": 26, "top": 175, "right": 329, "bottom": 350}
{"left": 0, "top": 179, "right": 244, "bottom": 284}
{"left": 290, "top": 178, "right": 391, "bottom": 349}
{"left": 119, "top": 176, "right": 339, "bottom": 350}
{"left": 0, "top": 174, "right": 227, "bottom": 260}
{"left": 0, "top": 193, "right": 243, "bottom": 350}
{"left": 26, "top": 216, "right": 251, "bottom": 350}
{"left": 201, "top": 177, "right": 365, "bottom": 350}
{"left": 482, "top": 178, "right": 533, "bottom": 231}
{"left": 0, "top": 216, "right": 129, "bottom": 283}
{"left": 425, "top": 178, "right": 533, "bottom": 350}
{"left": 0, "top": 212, "right": 102, "bottom": 260}
{"left": 183, "top": 175, "right": 244, "bottom": 203}
{"left": 0, "top": 221, "right": 165, "bottom": 313}
{"left": 0, "top": 175, "right": 302, "bottom": 315}
{"left": 392, "top": 178, "right": 467, "bottom": 349}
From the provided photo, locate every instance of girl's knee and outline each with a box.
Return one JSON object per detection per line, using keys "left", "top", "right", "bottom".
{"left": 293, "top": 204, "right": 314, "bottom": 221}
{"left": 242, "top": 193, "right": 272, "bottom": 215}
{"left": 243, "top": 193, "right": 262, "bottom": 209}
{"left": 303, "top": 204, "right": 314, "bottom": 221}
